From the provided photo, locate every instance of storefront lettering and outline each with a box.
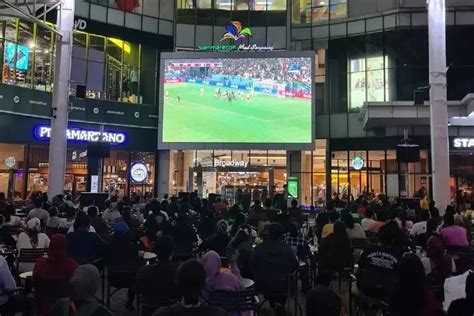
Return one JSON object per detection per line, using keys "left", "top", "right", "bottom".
{"left": 74, "top": 19, "right": 87, "bottom": 31}
{"left": 214, "top": 159, "right": 249, "bottom": 168}
{"left": 453, "top": 138, "right": 474, "bottom": 148}
{"left": 34, "top": 126, "right": 126, "bottom": 144}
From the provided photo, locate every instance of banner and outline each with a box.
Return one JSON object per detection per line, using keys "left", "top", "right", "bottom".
{"left": 0, "top": 84, "right": 158, "bottom": 128}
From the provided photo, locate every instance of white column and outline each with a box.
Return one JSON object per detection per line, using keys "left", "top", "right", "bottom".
{"left": 428, "top": 0, "right": 450, "bottom": 213}
{"left": 157, "top": 150, "right": 171, "bottom": 199}
{"left": 47, "top": 0, "right": 75, "bottom": 198}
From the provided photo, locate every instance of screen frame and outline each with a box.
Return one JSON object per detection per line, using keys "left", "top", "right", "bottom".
{"left": 158, "top": 51, "right": 315, "bottom": 150}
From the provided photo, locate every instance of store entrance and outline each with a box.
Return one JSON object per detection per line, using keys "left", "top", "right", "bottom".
{"left": 190, "top": 166, "right": 276, "bottom": 205}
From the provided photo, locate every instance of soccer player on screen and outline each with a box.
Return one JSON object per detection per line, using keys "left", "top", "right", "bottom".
{"left": 165, "top": 90, "right": 169, "bottom": 99}
{"left": 177, "top": 93, "right": 181, "bottom": 103}
{"left": 200, "top": 87, "right": 205, "bottom": 96}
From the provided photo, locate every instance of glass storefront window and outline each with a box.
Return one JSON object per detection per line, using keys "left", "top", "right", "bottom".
{"left": 34, "top": 26, "right": 54, "bottom": 91}
{"left": 103, "top": 151, "right": 128, "bottom": 197}
{"left": 130, "top": 152, "right": 155, "bottom": 197}
{"left": 291, "top": 0, "right": 346, "bottom": 24}
{"left": 0, "top": 144, "right": 25, "bottom": 199}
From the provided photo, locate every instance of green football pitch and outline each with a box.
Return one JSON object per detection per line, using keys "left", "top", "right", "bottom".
{"left": 162, "top": 82, "right": 312, "bottom": 143}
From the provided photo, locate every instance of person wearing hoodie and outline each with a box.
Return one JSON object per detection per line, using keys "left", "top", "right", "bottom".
{"left": 33, "top": 234, "right": 79, "bottom": 315}
{"left": 201, "top": 250, "right": 242, "bottom": 295}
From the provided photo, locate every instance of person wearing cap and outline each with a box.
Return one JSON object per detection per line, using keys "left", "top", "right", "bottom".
{"left": 48, "top": 264, "right": 112, "bottom": 316}
{"left": 105, "top": 221, "right": 140, "bottom": 310}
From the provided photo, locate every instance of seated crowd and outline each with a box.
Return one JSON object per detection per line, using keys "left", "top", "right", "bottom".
{"left": 0, "top": 189, "right": 472, "bottom": 316}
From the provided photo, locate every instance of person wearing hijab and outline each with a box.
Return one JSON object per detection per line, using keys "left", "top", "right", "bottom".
{"left": 48, "top": 265, "right": 112, "bottom": 316}
{"left": 16, "top": 218, "right": 50, "bottom": 272}
{"left": 198, "top": 220, "right": 231, "bottom": 257}
{"left": 421, "top": 235, "right": 456, "bottom": 282}
{"left": 105, "top": 221, "right": 140, "bottom": 310}
{"left": 201, "top": 251, "right": 242, "bottom": 295}
{"left": 33, "top": 234, "right": 79, "bottom": 315}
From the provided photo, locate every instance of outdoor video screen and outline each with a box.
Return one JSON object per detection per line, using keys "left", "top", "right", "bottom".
{"left": 159, "top": 52, "right": 314, "bottom": 149}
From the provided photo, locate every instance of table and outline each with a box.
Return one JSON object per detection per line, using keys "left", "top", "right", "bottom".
{"left": 19, "top": 271, "right": 32, "bottom": 279}
{"left": 241, "top": 278, "right": 254, "bottom": 289}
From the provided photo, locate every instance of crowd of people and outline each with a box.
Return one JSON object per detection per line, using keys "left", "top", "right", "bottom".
{"left": 0, "top": 190, "right": 472, "bottom": 316}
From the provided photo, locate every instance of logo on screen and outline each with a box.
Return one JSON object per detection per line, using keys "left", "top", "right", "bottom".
{"left": 221, "top": 21, "right": 252, "bottom": 42}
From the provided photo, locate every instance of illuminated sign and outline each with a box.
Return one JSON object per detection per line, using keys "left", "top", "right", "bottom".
{"left": 221, "top": 21, "right": 252, "bottom": 42}
{"left": 214, "top": 159, "right": 249, "bottom": 168}
{"left": 4, "top": 156, "right": 16, "bottom": 169}
{"left": 287, "top": 177, "right": 299, "bottom": 198}
{"left": 351, "top": 156, "right": 365, "bottom": 170}
{"left": 453, "top": 138, "right": 474, "bottom": 148}
{"left": 130, "top": 162, "right": 148, "bottom": 183}
{"left": 34, "top": 126, "right": 126, "bottom": 144}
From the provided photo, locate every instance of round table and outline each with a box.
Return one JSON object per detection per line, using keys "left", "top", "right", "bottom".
{"left": 19, "top": 271, "right": 33, "bottom": 279}
{"left": 142, "top": 252, "right": 157, "bottom": 260}
{"left": 241, "top": 278, "right": 254, "bottom": 289}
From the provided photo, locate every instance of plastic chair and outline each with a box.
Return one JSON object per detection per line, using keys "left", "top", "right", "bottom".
{"left": 208, "top": 289, "right": 257, "bottom": 314}
{"left": 16, "top": 248, "right": 49, "bottom": 275}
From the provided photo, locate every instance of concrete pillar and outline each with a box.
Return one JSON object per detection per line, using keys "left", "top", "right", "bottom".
{"left": 286, "top": 151, "right": 302, "bottom": 205}
{"left": 428, "top": 0, "right": 450, "bottom": 212}
{"left": 157, "top": 150, "right": 171, "bottom": 199}
{"left": 47, "top": 0, "right": 75, "bottom": 198}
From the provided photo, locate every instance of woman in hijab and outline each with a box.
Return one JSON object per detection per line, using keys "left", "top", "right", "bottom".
{"left": 421, "top": 235, "right": 456, "bottom": 283}
{"left": 33, "top": 234, "right": 79, "bottom": 315}
{"left": 16, "top": 218, "right": 50, "bottom": 272}
{"left": 202, "top": 250, "right": 242, "bottom": 294}
{"left": 48, "top": 264, "right": 112, "bottom": 316}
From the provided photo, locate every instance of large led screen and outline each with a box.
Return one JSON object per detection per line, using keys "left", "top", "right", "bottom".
{"left": 159, "top": 52, "right": 314, "bottom": 150}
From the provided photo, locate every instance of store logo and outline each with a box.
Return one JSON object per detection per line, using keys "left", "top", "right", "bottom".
{"left": 74, "top": 19, "right": 87, "bottom": 31}
{"left": 4, "top": 156, "right": 16, "bottom": 169}
{"left": 34, "top": 126, "right": 126, "bottom": 144}
{"left": 351, "top": 156, "right": 364, "bottom": 170}
{"left": 214, "top": 159, "right": 249, "bottom": 168}
{"left": 453, "top": 138, "right": 474, "bottom": 148}
{"left": 130, "top": 162, "right": 148, "bottom": 183}
{"left": 221, "top": 21, "right": 252, "bottom": 42}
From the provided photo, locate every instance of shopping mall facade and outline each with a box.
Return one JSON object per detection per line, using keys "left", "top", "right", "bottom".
{"left": 0, "top": 0, "right": 473, "bottom": 205}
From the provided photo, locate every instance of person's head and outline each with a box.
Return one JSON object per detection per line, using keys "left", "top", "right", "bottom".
{"left": 114, "top": 221, "right": 129, "bottom": 235}
{"left": 87, "top": 206, "right": 98, "bottom": 218}
{"left": 291, "top": 199, "right": 298, "bottom": 208}
{"left": 429, "top": 205, "right": 440, "bottom": 221}
{"left": 233, "top": 224, "right": 252, "bottom": 244}
{"left": 425, "top": 235, "right": 453, "bottom": 280}
{"left": 163, "top": 193, "right": 169, "bottom": 200}
{"left": 176, "top": 259, "right": 207, "bottom": 305}
{"left": 264, "top": 198, "right": 272, "bottom": 208}
{"left": 156, "top": 235, "right": 175, "bottom": 261}
{"left": 305, "top": 287, "right": 341, "bottom": 316}
{"left": 33, "top": 198, "right": 42, "bottom": 208}
{"left": 341, "top": 212, "right": 355, "bottom": 229}
{"left": 65, "top": 206, "right": 76, "bottom": 220}
{"left": 48, "top": 206, "right": 58, "bottom": 218}
{"left": 116, "top": 201, "right": 125, "bottom": 214}
{"left": 48, "top": 234, "right": 68, "bottom": 261}
{"left": 177, "top": 212, "right": 189, "bottom": 226}
{"left": 328, "top": 211, "right": 339, "bottom": 223}
{"left": 216, "top": 220, "right": 228, "bottom": 235}
{"left": 268, "top": 222, "right": 284, "bottom": 241}
{"left": 289, "top": 221, "right": 299, "bottom": 237}
{"left": 429, "top": 200, "right": 435, "bottom": 209}
{"left": 443, "top": 213, "right": 454, "bottom": 227}
{"left": 26, "top": 218, "right": 41, "bottom": 234}
{"left": 445, "top": 205, "right": 455, "bottom": 216}
{"left": 234, "top": 213, "right": 246, "bottom": 226}
{"left": 333, "top": 221, "right": 348, "bottom": 240}
{"left": 377, "top": 220, "right": 400, "bottom": 246}
{"left": 201, "top": 250, "right": 222, "bottom": 282}
{"left": 74, "top": 212, "right": 91, "bottom": 232}
{"left": 70, "top": 264, "right": 100, "bottom": 302}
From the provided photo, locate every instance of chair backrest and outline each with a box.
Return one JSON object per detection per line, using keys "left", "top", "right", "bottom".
{"left": 34, "top": 277, "right": 72, "bottom": 301}
{"left": 18, "top": 248, "right": 48, "bottom": 263}
{"left": 208, "top": 289, "right": 256, "bottom": 313}
{"left": 2, "top": 225, "right": 23, "bottom": 236}
{"left": 352, "top": 238, "right": 371, "bottom": 250}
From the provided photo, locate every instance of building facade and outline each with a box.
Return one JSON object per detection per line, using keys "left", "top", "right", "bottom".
{"left": 0, "top": 0, "right": 473, "bottom": 205}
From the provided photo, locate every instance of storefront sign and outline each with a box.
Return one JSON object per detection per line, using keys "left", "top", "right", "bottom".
{"left": 130, "top": 162, "right": 148, "bottom": 183}
{"left": 197, "top": 44, "right": 273, "bottom": 52}
{"left": 74, "top": 19, "right": 87, "bottom": 31}
{"left": 4, "top": 156, "right": 16, "bottom": 169}
{"left": 34, "top": 126, "right": 127, "bottom": 144}
{"left": 351, "top": 156, "right": 365, "bottom": 170}
{"left": 453, "top": 138, "right": 474, "bottom": 148}
{"left": 214, "top": 159, "right": 249, "bottom": 168}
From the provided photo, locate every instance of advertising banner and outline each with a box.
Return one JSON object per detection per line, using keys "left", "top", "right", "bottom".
{"left": 0, "top": 84, "right": 158, "bottom": 128}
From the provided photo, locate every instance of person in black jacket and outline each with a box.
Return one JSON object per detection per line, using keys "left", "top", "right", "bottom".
{"left": 251, "top": 223, "right": 299, "bottom": 314}
{"left": 198, "top": 220, "right": 231, "bottom": 257}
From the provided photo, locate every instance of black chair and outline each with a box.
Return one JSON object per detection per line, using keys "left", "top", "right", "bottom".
{"left": 349, "top": 274, "right": 389, "bottom": 316}
{"left": 106, "top": 268, "right": 137, "bottom": 309}
{"left": 208, "top": 289, "right": 257, "bottom": 314}
{"left": 256, "top": 272, "right": 302, "bottom": 316}
{"left": 16, "top": 248, "right": 49, "bottom": 274}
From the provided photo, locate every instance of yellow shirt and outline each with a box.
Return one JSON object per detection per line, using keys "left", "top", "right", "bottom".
{"left": 420, "top": 197, "right": 429, "bottom": 211}
{"left": 321, "top": 223, "right": 334, "bottom": 238}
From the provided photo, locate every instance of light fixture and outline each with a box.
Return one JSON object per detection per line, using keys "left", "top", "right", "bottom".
{"left": 28, "top": 41, "right": 35, "bottom": 49}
